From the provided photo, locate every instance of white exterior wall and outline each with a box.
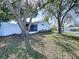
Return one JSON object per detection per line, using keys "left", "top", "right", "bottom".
{"left": 0, "top": 22, "right": 50, "bottom": 36}
{"left": 38, "top": 22, "right": 50, "bottom": 32}
{"left": 0, "top": 22, "right": 22, "bottom": 36}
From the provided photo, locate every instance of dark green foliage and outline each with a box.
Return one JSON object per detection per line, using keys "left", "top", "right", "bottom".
{"left": 0, "top": 0, "right": 15, "bottom": 22}
{"left": 0, "top": 2, "right": 10, "bottom": 22}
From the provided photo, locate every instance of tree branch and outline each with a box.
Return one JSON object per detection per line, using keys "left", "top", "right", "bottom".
{"left": 15, "top": 0, "right": 21, "bottom": 18}
{"left": 22, "top": 0, "right": 29, "bottom": 30}
{"left": 3, "top": 0, "right": 26, "bottom": 32}
{"left": 38, "top": 0, "right": 54, "bottom": 11}
{"left": 61, "top": 0, "right": 78, "bottom": 24}
{"left": 52, "top": 11, "right": 58, "bottom": 20}
{"left": 3, "top": 0, "right": 15, "bottom": 15}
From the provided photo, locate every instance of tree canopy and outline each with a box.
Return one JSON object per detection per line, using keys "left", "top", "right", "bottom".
{"left": 44, "top": 0, "right": 79, "bottom": 33}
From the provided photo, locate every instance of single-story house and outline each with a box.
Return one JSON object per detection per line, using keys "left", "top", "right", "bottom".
{"left": 0, "top": 10, "right": 51, "bottom": 36}
{"left": 0, "top": 18, "right": 50, "bottom": 36}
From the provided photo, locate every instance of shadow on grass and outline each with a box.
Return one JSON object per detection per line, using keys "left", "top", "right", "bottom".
{"left": 0, "top": 35, "right": 48, "bottom": 59}
{"left": 39, "top": 30, "right": 53, "bottom": 34}
{"left": 54, "top": 39, "right": 79, "bottom": 59}
{"left": 25, "top": 36, "right": 47, "bottom": 59}
{"left": 27, "top": 45, "right": 47, "bottom": 59}
{"left": 52, "top": 33, "right": 79, "bottom": 59}
{"left": 39, "top": 30, "right": 54, "bottom": 34}
{"left": 62, "top": 34, "right": 79, "bottom": 41}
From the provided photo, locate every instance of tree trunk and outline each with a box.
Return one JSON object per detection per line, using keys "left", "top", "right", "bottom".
{"left": 28, "top": 14, "right": 33, "bottom": 31}
{"left": 58, "top": 19, "right": 62, "bottom": 34}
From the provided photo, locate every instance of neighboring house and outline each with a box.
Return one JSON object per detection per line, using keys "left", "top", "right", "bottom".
{"left": 65, "top": 17, "right": 79, "bottom": 27}
{"left": 65, "top": 10, "right": 79, "bottom": 27}
{"left": 64, "top": 17, "right": 79, "bottom": 32}
{"left": 72, "top": 17, "right": 79, "bottom": 26}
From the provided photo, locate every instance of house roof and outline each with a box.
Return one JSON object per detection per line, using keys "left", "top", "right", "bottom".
{"left": 26, "top": 17, "right": 44, "bottom": 23}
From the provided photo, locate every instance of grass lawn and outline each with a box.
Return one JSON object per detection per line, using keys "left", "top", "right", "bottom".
{"left": 0, "top": 31, "right": 79, "bottom": 59}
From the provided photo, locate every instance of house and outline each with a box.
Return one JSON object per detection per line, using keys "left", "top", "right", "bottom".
{"left": 0, "top": 10, "right": 51, "bottom": 36}
{"left": 0, "top": 19, "right": 50, "bottom": 36}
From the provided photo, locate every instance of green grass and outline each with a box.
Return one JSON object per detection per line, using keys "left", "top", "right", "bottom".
{"left": 0, "top": 31, "right": 79, "bottom": 59}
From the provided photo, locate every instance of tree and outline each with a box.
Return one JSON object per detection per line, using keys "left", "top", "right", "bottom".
{"left": 2, "top": 0, "right": 52, "bottom": 58}
{"left": 44, "top": 0, "right": 79, "bottom": 34}
{"left": 2, "top": 0, "right": 54, "bottom": 34}
{"left": 2, "top": 0, "right": 27, "bottom": 34}
{"left": 2, "top": 0, "right": 36, "bottom": 58}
